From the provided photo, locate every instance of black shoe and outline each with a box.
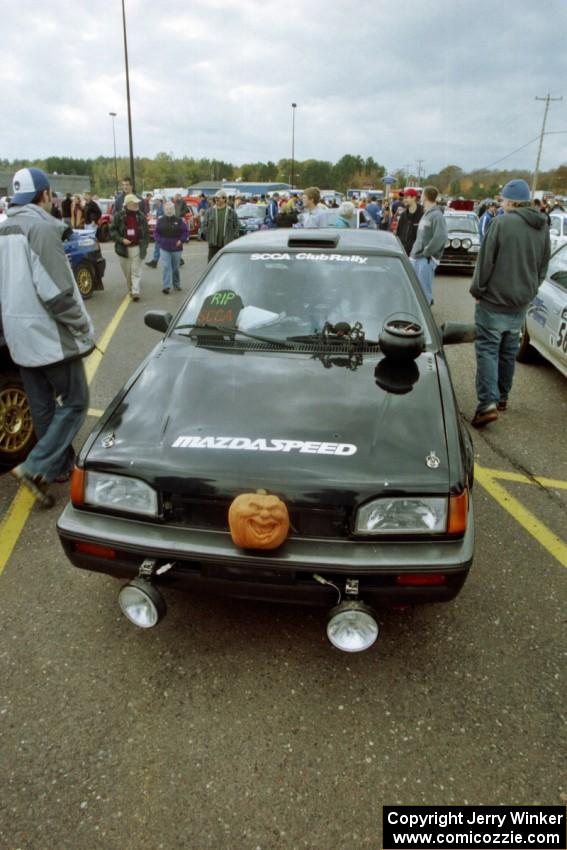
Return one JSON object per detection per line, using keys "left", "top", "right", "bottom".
{"left": 162, "top": 289, "right": 170, "bottom": 294}
{"left": 497, "top": 400, "right": 508, "bottom": 411}
{"left": 145, "top": 260, "right": 158, "bottom": 268}
{"left": 180, "top": 258, "right": 185, "bottom": 266}
{"left": 471, "top": 407, "right": 498, "bottom": 428}
{"left": 10, "top": 466, "right": 55, "bottom": 508}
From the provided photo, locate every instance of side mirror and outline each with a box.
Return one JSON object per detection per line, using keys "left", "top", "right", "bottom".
{"left": 144, "top": 310, "right": 173, "bottom": 333}
{"left": 440, "top": 322, "right": 476, "bottom": 345}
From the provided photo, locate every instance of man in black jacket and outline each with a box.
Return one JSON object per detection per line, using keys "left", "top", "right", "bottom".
{"left": 396, "top": 189, "right": 423, "bottom": 255}
{"left": 469, "top": 179, "right": 550, "bottom": 427}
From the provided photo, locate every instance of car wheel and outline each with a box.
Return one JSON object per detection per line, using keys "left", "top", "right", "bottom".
{"left": 74, "top": 262, "right": 95, "bottom": 299}
{"left": 0, "top": 372, "right": 36, "bottom": 470}
{"left": 516, "top": 322, "right": 538, "bottom": 363}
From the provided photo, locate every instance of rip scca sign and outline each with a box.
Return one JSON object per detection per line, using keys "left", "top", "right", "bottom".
{"left": 172, "top": 436, "right": 357, "bottom": 455}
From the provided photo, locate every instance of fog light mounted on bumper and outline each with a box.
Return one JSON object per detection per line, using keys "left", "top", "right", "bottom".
{"left": 326, "top": 601, "right": 379, "bottom": 653}
{"left": 118, "top": 559, "right": 166, "bottom": 628}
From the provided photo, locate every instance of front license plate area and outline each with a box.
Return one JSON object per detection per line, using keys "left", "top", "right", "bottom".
{"left": 203, "top": 564, "right": 296, "bottom": 584}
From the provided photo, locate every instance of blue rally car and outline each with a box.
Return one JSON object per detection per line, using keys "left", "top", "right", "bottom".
{"left": 63, "top": 228, "right": 106, "bottom": 299}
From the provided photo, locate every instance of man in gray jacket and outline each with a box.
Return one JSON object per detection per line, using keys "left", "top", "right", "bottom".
{"left": 469, "top": 179, "right": 550, "bottom": 427}
{"left": 410, "top": 185, "right": 448, "bottom": 304}
{"left": 203, "top": 190, "right": 240, "bottom": 262}
{"left": 0, "top": 168, "right": 95, "bottom": 506}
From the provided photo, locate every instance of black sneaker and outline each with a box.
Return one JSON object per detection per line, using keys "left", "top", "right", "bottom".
{"left": 497, "top": 400, "right": 508, "bottom": 411}
{"left": 145, "top": 260, "right": 158, "bottom": 268}
{"left": 180, "top": 258, "right": 185, "bottom": 266}
{"left": 10, "top": 466, "right": 55, "bottom": 508}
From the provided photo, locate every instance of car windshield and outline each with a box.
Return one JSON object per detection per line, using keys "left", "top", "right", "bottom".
{"left": 174, "top": 251, "right": 431, "bottom": 343}
{"left": 237, "top": 205, "right": 266, "bottom": 219}
{"left": 445, "top": 217, "right": 478, "bottom": 234}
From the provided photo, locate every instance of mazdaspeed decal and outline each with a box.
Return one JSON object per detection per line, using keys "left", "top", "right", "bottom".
{"left": 172, "top": 436, "right": 357, "bottom": 456}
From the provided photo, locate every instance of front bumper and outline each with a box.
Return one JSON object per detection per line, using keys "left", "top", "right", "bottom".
{"left": 57, "top": 499, "right": 475, "bottom": 607}
{"left": 440, "top": 251, "right": 478, "bottom": 269}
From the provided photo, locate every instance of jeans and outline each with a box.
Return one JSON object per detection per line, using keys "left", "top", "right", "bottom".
{"left": 161, "top": 250, "right": 181, "bottom": 290}
{"left": 119, "top": 245, "right": 142, "bottom": 295}
{"left": 410, "top": 256, "right": 436, "bottom": 304}
{"left": 151, "top": 242, "right": 161, "bottom": 262}
{"left": 19, "top": 359, "right": 89, "bottom": 482}
{"left": 474, "top": 302, "right": 526, "bottom": 411}
{"left": 208, "top": 244, "right": 221, "bottom": 262}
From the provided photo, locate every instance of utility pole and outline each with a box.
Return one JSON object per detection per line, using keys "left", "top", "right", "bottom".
{"left": 416, "top": 159, "right": 424, "bottom": 186}
{"left": 532, "top": 93, "right": 562, "bottom": 197}
{"left": 121, "top": 0, "right": 136, "bottom": 191}
{"left": 404, "top": 164, "right": 411, "bottom": 187}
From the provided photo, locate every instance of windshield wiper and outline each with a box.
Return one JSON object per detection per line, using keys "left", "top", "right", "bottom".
{"left": 287, "top": 321, "right": 376, "bottom": 346}
{"left": 175, "top": 323, "right": 293, "bottom": 348}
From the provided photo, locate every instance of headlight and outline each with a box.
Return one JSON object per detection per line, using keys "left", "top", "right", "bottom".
{"left": 462, "top": 238, "right": 472, "bottom": 250}
{"left": 84, "top": 471, "right": 158, "bottom": 517}
{"left": 355, "top": 497, "right": 447, "bottom": 535}
{"left": 451, "top": 238, "right": 461, "bottom": 249}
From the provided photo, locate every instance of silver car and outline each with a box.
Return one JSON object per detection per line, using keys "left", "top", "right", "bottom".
{"left": 517, "top": 242, "right": 567, "bottom": 378}
{"left": 440, "top": 212, "right": 480, "bottom": 272}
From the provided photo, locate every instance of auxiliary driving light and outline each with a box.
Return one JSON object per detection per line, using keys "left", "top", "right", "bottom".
{"left": 118, "top": 578, "right": 166, "bottom": 628}
{"left": 326, "top": 601, "right": 379, "bottom": 653}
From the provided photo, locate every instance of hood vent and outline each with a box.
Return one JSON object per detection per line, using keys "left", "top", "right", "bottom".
{"left": 195, "top": 338, "right": 381, "bottom": 354}
{"left": 287, "top": 235, "right": 339, "bottom": 249}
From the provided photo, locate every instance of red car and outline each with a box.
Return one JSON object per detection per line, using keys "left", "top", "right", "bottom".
{"left": 148, "top": 204, "right": 199, "bottom": 241}
{"left": 95, "top": 199, "right": 114, "bottom": 242}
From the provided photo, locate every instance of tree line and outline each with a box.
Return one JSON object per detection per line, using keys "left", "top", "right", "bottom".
{"left": 1, "top": 154, "right": 565, "bottom": 197}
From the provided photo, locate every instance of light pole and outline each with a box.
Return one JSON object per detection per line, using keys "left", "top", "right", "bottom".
{"left": 121, "top": 0, "right": 136, "bottom": 191}
{"left": 109, "top": 112, "right": 118, "bottom": 193}
{"left": 291, "top": 103, "right": 297, "bottom": 189}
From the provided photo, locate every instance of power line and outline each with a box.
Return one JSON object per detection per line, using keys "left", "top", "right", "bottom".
{"left": 479, "top": 136, "right": 540, "bottom": 171}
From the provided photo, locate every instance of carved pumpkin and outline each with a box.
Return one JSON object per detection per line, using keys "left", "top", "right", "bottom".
{"left": 228, "top": 490, "right": 290, "bottom": 550}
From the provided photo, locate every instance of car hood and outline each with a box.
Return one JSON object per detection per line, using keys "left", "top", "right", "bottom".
{"left": 86, "top": 339, "right": 451, "bottom": 506}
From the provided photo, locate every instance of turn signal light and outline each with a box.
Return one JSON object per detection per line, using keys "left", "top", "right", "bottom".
{"left": 70, "top": 466, "right": 85, "bottom": 505}
{"left": 448, "top": 489, "right": 468, "bottom": 534}
{"left": 396, "top": 573, "right": 446, "bottom": 586}
{"left": 73, "top": 542, "right": 117, "bottom": 560}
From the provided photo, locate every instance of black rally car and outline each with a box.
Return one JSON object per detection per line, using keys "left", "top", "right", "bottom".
{"left": 57, "top": 230, "right": 475, "bottom": 652}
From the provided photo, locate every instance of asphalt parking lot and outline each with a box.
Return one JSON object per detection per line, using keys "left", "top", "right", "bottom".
{"left": 1, "top": 241, "right": 566, "bottom": 850}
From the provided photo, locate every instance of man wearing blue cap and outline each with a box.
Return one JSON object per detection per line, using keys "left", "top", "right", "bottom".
{"left": 469, "top": 179, "right": 550, "bottom": 428}
{"left": 0, "top": 168, "right": 95, "bottom": 506}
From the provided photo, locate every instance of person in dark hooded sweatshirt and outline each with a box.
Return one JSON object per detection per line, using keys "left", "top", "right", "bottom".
{"left": 469, "top": 179, "right": 550, "bottom": 428}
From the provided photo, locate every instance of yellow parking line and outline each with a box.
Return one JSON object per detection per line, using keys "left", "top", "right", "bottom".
{"left": 475, "top": 465, "right": 567, "bottom": 569}
{"left": 0, "top": 295, "right": 131, "bottom": 576}
{"left": 85, "top": 295, "right": 131, "bottom": 383}
{"left": 479, "top": 466, "right": 567, "bottom": 491}
{"left": 87, "top": 408, "right": 104, "bottom": 418}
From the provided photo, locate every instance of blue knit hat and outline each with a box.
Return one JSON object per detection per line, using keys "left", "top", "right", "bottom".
{"left": 501, "top": 179, "right": 530, "bottom": 202}
{"left": 12, "top": 167, "right": 50, "bottom": 205}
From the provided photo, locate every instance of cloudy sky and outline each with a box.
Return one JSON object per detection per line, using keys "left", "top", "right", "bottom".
{"left": 3, "top": 0, "right": 566, "bottom": 175}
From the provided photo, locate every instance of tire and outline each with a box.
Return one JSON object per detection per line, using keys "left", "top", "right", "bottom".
{"left": 0, "top": 372, "right": 36, "bottom": 470}
{"left": 74, "top": 262, "right": 95, "bottom": 299}
{"left": 516, "top": 321, "right": 539, "bottom": 363}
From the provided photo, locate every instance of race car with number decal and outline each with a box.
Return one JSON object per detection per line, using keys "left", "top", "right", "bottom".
{"left": 57, "top": 229, "right": 475, "bottom": 652}
{"left": 517, "top": 242, "right": 567, "bottom": 377}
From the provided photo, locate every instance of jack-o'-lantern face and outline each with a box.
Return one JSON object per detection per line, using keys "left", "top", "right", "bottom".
{"left": 228, "top": 491, "right": 290, "bottom": 550}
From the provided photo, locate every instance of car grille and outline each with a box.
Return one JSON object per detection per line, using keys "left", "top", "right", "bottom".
{"left": 166, "top": 496, "right": 350, "bottom": 539}
{"left": 440, "top": 248, "right": 477, "bottom": 267}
